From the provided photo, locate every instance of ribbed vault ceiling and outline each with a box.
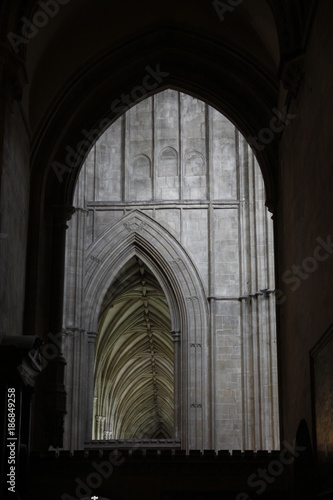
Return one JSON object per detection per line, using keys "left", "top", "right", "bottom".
{"left": 94, "top": 256, "right": 174, "bottom": 439}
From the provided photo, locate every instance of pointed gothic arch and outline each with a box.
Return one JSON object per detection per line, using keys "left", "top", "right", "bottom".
{"left": 82, "top": 210, "right": 210, "bottom": 450}
{"left": 84, "top": 210, "right": 208, "bottom": 333}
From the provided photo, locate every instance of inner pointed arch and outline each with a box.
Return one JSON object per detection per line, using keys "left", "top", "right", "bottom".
{"left": 93, "top": 255, "right": 174, "bottom": 440}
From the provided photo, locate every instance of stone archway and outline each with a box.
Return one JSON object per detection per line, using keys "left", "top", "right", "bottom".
{"left": 23, "top": 29, "right": 281, "bottom": 450}
{"left": 64, "top": 209, "right": 210, "bottom": 451}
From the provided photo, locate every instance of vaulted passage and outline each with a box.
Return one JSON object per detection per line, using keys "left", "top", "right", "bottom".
{"left": 93, "top": 256, "right": 174, "bottom": 439}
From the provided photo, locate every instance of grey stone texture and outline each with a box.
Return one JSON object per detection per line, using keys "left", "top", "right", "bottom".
{"left": 63, "top": 90, "right": 279, "bottom": 452}
{"left": 0, "top": 101, "right": 30, "bottom": 339}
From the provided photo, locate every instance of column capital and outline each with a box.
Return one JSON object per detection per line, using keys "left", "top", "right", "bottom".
{"left": 64, "top": 327, "right": 79, "bottom": 336}
{"left": 87, "top": 331, "right": 98, "bottom": 343}
{"left": 278, "top": 49, "right": 305, "bottom": 99}
{"left": 1, "top": 335, "right": 44, "bottom": 387}
{"left": 265, "top": 199, "right": 277, "bottom": 220}
{"left": 51, "top": 205, "right": 76, "bottom": 228}
{"left": 171, "top": 331, "right": 181, "bottom": 343}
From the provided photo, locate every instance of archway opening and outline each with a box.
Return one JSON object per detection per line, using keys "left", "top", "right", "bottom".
{"left": 93, "top": 256, "right": 174, "bottom": 440}
{"left": 63, "top": 88, "right": 279, "bottom": 451}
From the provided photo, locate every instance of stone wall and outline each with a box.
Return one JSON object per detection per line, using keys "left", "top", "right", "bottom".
{"left": 277, "top": 0, "right": 333, "bottom": 448}
{"left": 0, "top": 101, "right": 30, "bottom": 339}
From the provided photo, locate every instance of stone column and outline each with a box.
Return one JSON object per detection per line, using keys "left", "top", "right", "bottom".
{"left": 86, "top": 332, "right": 98, "bottom": 441}
{"left": 63, "top": 328, "right": 89, "bottom": 450}
{"left": 63, "top": 329, "right": 74, "bottom": 449}
{"left": 92, "top": 397, "right": 98, "bottom": 439}
{"left": 95, "top": 415, "right": 106, "bottom": 440}
{"left": 238, "top": 135, "right": 254, "bottom": 450}
{"left": 44, "top": 205, "right": 74, "bottom": 448}
{"left": 103, "top": 430, "right": 112, "bottom": 440}
{"left": 237, "top": 134, "right": 279, "bottom": 451}
{"left": 62, "top": 178, "right": 88, "bottom": 449}
{"left": 172, "top": 331, "right": 181, "bottom": 440}
{"left": 95, "top": 416, "right": 102, "bottom": 440}
{"left": 101, "top": 417, "right": 106, "bottom": 439}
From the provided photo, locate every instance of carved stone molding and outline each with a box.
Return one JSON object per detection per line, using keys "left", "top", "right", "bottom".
{"left": 1, "top": 335, "right": 44, "bottom": 387}
{"left": 51, "top": 205, "right": 75, "bottom": 228}
{"left": 265, "top": 194, "right": 277, "bottom": 220}
{"left": 171, "top": 331, "right": 181, "bottom": 343}
{"left": 87, "top": 331, "right": 98, "bottom": 344}
{"left": 90, "top": 255, "right": 101, "bottom": 264}
{"left": 123, "top": 219, "right": 147, "bottom": 234}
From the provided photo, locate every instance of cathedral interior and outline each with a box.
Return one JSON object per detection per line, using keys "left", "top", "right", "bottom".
{"left": 0, "top": 1, "right": 333, "bottom": 499}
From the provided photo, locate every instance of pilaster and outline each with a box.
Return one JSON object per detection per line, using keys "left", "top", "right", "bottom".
{"left": 44, "top": 205, "right": 74, "bottom": 448}
{"left": 171, "top": 331, "right": 181, "bottom": 440}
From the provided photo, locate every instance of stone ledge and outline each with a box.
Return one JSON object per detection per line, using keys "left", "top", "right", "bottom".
{"left": 84, "top": 438, "right": 181, "bottom": 449}
{"left": 31, "top": 448, "right": 284, "bottom": 461}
